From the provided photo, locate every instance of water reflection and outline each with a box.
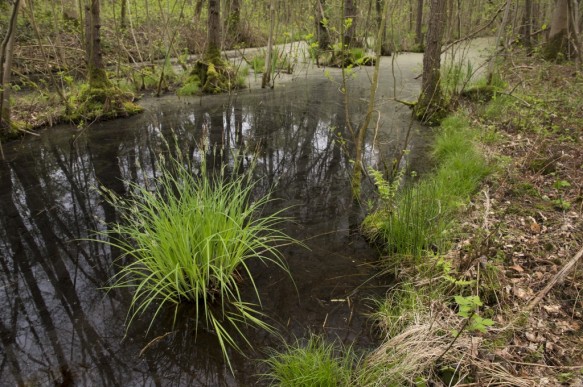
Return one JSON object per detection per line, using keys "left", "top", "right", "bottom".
{"left": 0, "top": 75, "right": 421, "bottom": 385}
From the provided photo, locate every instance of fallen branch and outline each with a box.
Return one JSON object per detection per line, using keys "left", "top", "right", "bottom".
{"left": 525, "top": 246, "right": 583, "bottom": 312}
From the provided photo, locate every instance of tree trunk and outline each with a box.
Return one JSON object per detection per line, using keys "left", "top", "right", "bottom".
{"left": 206, "top": 0, "right": 221, "bottom": 59}
{"left": 120, "top": 0, "right": 128, "bottom": 29}
{"left": 545, "top": 0, "right": 571, "bottom": 60}
{"left": 262, "top": 0, "right": 276, "bottom": 88}
{"left": 85, "top": 0, "right": 110, "bottom": 88}
{"left": 344, "top": 0, "right": 357, "bottom": 47}
{"left": 225, "top": 0, "right": 241, "bottom": 45}
{"left": 414, "top": 0, "right": 447, "bottom": 124}
{"left": 0, "top": 0, "right": 20, "bottom": 134}
{"left": 350, "top": 0, "right": 391, "bottom": 199}
{"left": 487, "top": 0, "right": 512, "bottom": 85}
{"left": 316, "top": 0, "right": 331, "bottom": 51}
{"left": 376, "top": 0, "right": 391, "bottom": 55}
{"left": 415, "top": 0, "right": 424, "bottom": 48}
{"left": 523, "top": 0, "right": 533, "bottom": 53}
{"left": 568, "top": 0, "right": 582, "bottom": 68}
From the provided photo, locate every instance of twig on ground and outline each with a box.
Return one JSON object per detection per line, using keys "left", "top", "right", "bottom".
{"left": 525, "top": 246, "right": 583, "bottom": 312}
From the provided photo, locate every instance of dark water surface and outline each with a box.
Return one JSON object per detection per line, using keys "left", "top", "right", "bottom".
{"left": 0, "top": 72, "right": 426, "bottom": 386}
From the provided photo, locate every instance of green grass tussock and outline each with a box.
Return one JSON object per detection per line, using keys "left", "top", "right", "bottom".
{"left": 262, "top": 335, "right": 355, "bottom": 387}
{"left": 363, "top": 112, "right": 490, "bottom": 260}
{"left": 99, "top": 152, "right": 296, "bottom": 368}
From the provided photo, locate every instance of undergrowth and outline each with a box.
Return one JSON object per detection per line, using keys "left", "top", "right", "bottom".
{"left": 262, "top": 335, "right": 356, "bottom": 387}
{"left": 363, "top": 113, "right": 490, "bottom": 261}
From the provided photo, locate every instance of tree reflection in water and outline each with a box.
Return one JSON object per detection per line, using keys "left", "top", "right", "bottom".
{"left": 0, "top": 75, "right": 422, "bottom": 385}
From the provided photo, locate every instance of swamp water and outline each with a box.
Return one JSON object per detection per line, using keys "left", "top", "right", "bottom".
{"left": 0, "top": 63, "right": 428, "bottom": 386}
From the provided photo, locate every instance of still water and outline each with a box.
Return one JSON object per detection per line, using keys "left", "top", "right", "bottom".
{"left": 0, "top": 67, "right": 426, "bottom": 385}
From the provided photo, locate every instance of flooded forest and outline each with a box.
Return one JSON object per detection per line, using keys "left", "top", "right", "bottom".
{"left": 1, "top": 0, "right": 582, "bottom": 386}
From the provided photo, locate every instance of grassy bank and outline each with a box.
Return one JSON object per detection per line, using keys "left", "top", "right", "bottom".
{"left": 357, "top": 58, "right": 582, "bottom": 385}
{"left": 263, "top": 56, "right": 582, "bottom": 385}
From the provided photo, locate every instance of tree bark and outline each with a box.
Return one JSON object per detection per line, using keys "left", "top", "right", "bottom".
{"left": 545, "top": 0, "right": 571, "bottom": 60}
{"left": 85, "top": 0, "right": 110, "bottom": 88}
{"left": 225, "top": 0, "right": 241, "bottom": 45}
{"left": 414, "top": 0, "right": 447, "bottom": 124}
{"left": 0, "top": 0, "right": 20, "bottom": 133}
{"left": 415, "top": 0, "right": 424, "bottom": 48}
{"left": 376, "top": 0, "right": 391, "bottom": 55}
{"left": 523, "top": 0, "right": 533, "bottom": 53}
{"left": 120, "top": 0, "right": 128, "bottom": 30}
{"left": 206, "top": 0, "right": 221, "bottom": 59}
{"left": 316, "top": 0, "right": 331, "bottom": 51}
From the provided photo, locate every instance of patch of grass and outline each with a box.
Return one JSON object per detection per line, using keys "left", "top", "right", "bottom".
{"left": 99, "top": 152, "right": 296, "bottom": 369}
{"left": 176, "top": 75, "right": 200, "bottom": 96}
{"left": 369, "top": 283, "right": 425, "bottom": 338}
{"left": 364, "top": 113, "right": 489, "bottom": 260}
{"left": 262, "top": 335, "right": 355, "bottom": 387}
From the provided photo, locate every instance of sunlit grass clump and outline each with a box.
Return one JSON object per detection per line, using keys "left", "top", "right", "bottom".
{"left": 263, "top": 336, "right": 355, "bottom": 387}
{"left": 101, "top": 154, "right": 295, "bottom": 365}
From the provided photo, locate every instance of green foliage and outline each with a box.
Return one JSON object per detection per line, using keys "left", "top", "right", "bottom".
{"left": 453, "top": 295, "right": 494, "bottom": 334}
{"left": 98, "top": 151, "right": 297, "bottom": 369}
{"left": 363, "top": 113, "right": 489, "bottom": 260}
{"left": 176, "top": 75, "right": 200, "bottom": 96}
{"left": 263, "top": 335, "right": 355, "bottom": 387}
{"left": 441, "top": 60, "right": 474, "bottom": 100}
{"left": 247, "top": 47, "right": 294, "bottom": 75}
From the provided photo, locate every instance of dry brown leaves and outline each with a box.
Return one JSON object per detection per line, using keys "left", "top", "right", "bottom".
{"left": 446, "top": 60, "right": 583, "bottom": 385}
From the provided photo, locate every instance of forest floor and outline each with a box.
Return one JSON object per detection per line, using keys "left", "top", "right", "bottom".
{"left": 439, "top": 56, "right": 583, "bottom": 385}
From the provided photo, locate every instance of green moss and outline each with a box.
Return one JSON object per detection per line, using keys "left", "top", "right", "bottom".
{"left": 193, "top": 58, "right": 242, "bottom": 94}
{"left": 67, "top": 84, "right": 143, "bottom": 123}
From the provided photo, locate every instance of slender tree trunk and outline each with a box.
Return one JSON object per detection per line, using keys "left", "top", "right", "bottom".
{"left": 262, "top": 0, "right": 276, "bottom": 88}
{"left": 415, "top": 0, "right": 424, "bottom": 48}
{"left": 487, "top": 0, "right": 512, "bottom": 85}
{"left": 225, "top": 0, "right": 241, "bottom": 45}
{"left": 316, "top": 0, "right": 331, "bottom": 51}
{"left": 0, "top": 0, "right": 20, "bottom": 134}
{"left": 523, "top": 0, "right": 533, "bottom": 53}
{"left": 568, "top": 0, "right": 582, "bottom": 67}
{"left": 349, "top": 0, "right": 391, "bottom": 199}
{"left": 206, "top": 0, "right": 221, "bottom": 59}
{"left": 376, "top": 0, "right": 391, "bottom": 55}
{"left": 85, "top": 0, "right": 110, "bottom": 88}
{"left": 120, "top": 0, "right": 128, "bottom": 29}
{"left": 414, "top": 0, "right": 447, "bottom": 124}
{"left": 194, "top": 0, "right": 204, "bottom": 20}
{"left": 344, "top": 0, "right": 357, "bottom": 47}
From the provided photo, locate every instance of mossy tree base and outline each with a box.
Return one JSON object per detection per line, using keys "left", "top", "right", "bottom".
{"left": 194, "top": 56, "right": 242, "bottom": 94}
{"left": 68, "top": 84, "right": 143, "bottom": 124}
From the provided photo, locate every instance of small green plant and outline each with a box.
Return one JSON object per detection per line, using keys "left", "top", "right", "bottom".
{"left": 453, "top": 295, "right": 494, "bottom": 334}
{"left": 262, "top": 335, "right": 355, "bottom": 387}
{"left": 98, "top": 151, "right": 297, "bottom": 369}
